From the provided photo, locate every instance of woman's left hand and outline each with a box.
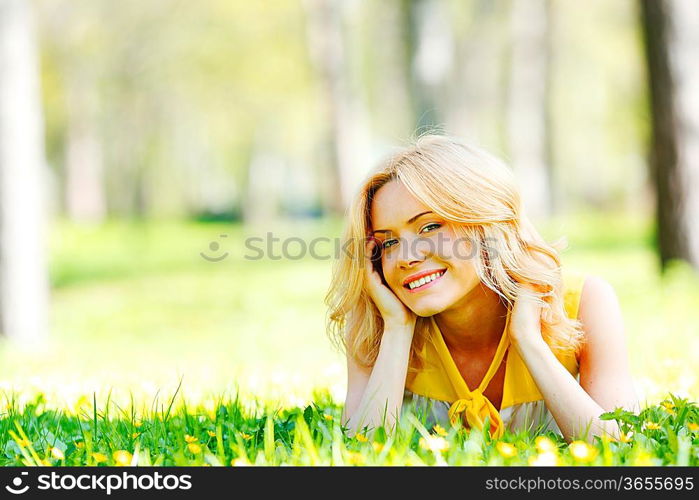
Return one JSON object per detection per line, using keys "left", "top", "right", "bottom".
{"left": 508, "top": 286, "right": 545, "bottom": 348}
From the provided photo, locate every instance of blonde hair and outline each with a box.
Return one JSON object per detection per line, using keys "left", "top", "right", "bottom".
{"left": 325, "top": 134, "right": 584, "bottom": 369}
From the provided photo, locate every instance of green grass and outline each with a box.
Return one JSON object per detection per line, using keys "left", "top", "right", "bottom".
{"left": 1, "top": 390, "right": 696, "bottom": 466}
{"left": 1, "top": 210, "right": 698, "bottom": 465}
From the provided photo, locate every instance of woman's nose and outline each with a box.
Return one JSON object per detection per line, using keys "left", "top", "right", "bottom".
{"left": 397, "top": 235, "right": 432, "bottom": 268}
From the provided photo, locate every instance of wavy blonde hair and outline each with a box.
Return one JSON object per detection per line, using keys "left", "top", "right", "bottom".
{"left": 325, "top": 134, "right": 584, "bottom": 370}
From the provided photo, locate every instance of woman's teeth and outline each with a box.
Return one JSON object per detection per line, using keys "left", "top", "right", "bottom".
{"left": 407, "top": 270, "right": 445, "bottom": 290}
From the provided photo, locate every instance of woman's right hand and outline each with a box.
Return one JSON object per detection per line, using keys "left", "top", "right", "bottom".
{"left": 364, "top": 236, "right": 417, "bottom": 330}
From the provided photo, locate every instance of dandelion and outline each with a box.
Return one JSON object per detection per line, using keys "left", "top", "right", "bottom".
{"left": 528, "top": 451, "right": 559, "bottom": 466}
{"left": 534, "top": 436, "right": 557, "bottom": 453}
{"left": 75, "top": 441, "right": 85, "bottom": 449}
{"left": 569, "top": 441, "right": 598, "bottom": 463}
{"left": 184, "top": 434, "right": 198, "bottom": 443}
{"left": 496, "top": 442, "right": 517, "bottom": 458}
{"left": 207, "top": 430, "right": 216, "bottom": 437}
{"left": 240, "top": 432, "right": 253, "bottom": 441}
{"left": 644, "top": 421, "right": 661, "bottom": 431}
{"left": 134, "top": 420, "right": 143, "bottom": 428}
{"left": 419, "top": 436, "right": 449, "bottom": 453}
{"left": 660, "top": 401, "right": 675, "bottom": 411}
{"left": 687, "top": 422, "right": 699, "bottom": 432}
{"left": 372, "top": 442, "right": 384, "bottom": 453}
{"left": 50, "top": 447, "right": 64, "bottom": 460}
{"left": 323, "top": 414, "right": 333, "bottom": 422}
{"left": 432, "top": 424, "right": 448, "bottom": 437}
{"left": 132, "top": 432, "right": 141, "bottom": 439}
{"left": 187, "top": 443, "right": 202, "bottom": 454}
{"left": 91, "top": 452, "right": 107, "bottom": 463}
{"left": 355, "top": 433, "right": 368, "bottom": 443}
{"left": 113, "top": 450, "right": 133, "bottom": 466}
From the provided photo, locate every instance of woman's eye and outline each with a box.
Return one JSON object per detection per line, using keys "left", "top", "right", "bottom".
{"left": 382, "top": 239, "right": 397, "bottom": 249}
{"left": 421, "top": 223, "right": 442, "bottom": 233}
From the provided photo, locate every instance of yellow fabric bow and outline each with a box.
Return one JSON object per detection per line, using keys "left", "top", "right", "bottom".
{"left": 448, "top": 391, "right": 505, "bottom": 439}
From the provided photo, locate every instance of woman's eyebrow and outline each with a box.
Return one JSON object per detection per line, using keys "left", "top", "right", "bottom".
{"left": 372, "top": 211, "right": 434, "bottom": 234}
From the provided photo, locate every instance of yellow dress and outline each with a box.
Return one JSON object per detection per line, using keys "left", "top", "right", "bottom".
{"left": 402, "top": 271, "right": 587, "bottom": 437}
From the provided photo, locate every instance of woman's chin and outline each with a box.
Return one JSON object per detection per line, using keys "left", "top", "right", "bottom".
{"left": 409, "top": 300, "right": 447, "bottom": 318}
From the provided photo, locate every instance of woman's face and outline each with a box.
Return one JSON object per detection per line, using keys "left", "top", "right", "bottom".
{"left": 369, "top": 180, "right": 481, "bottom": 317}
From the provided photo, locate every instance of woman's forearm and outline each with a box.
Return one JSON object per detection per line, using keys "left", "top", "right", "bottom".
{"left": 343, "top": 322, "right": 415, "bottom": 435}
{"left": 514, "top": 338, "right": 623, "bottom": 443}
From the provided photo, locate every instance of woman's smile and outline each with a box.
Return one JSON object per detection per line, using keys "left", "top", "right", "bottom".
{"left": 403, "top": 269, "right": 447, "bottom": 293}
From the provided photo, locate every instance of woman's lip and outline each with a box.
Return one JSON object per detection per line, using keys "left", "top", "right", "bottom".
{"left": 404, "top": 270, "right": 446, "bottom": 293}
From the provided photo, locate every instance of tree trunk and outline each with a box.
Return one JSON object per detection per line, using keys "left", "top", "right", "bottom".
{"left": 303, "top": 0, "right": 370, "bottom": 215}
{"left": 506, "top": 0, "right": 554, "bottom": 220}
{"left": 402, "top": 0, "right": 454, "bottom": 133}
{"left": 640, "top": 0, "right": 699, "bottom": 270}
{"left": 0, "top": 0, "right": 49, "bottom": 342}
{"left": 64, "top": 69, "right": 106, "bottom": 223}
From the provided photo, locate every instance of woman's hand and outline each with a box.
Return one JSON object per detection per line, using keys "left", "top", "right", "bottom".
{"left": 364, "top": 236, "right": 417, "bottom": 329}
{"left": 508, "top": 285, "right": 545, "bottom": 349}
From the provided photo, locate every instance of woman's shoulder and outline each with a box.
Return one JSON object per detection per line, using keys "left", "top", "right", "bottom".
{"left": 562, "top": 269, "right": 618, "bottom": 321}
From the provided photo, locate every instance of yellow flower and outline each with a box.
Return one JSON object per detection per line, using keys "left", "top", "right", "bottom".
{"left": 617, "top": 431, "right": 634, "bottom": 443}
{"left": 687, "top": 422, "right": 699, "bottom": 432}
{"left": 372, "top": 442, "right": 384, "bottom": 453}
{"left": 134, "top": 420, "right": 143, "bottom": 428}
{"left": 207, "top": 430, "right": 216, "bottom": 437}
{"left": 345, "top": 451, "right": 364, "bottom": 465}
{"left": 644, "top": 421, "right": 661, "bottom": 430}
{"left": 534, "top": 436, "right": 557, "bottom": 453}
{"left": 240, "top": 432, "right": 253, "bottom": 440}
{"left": 660, "top": 401, "right": 675, "bottom": 411}
{"left": 184, "top": 434, "right": 198, "bottom": 443}
{"left": 355, "top": 433, "right": 368, "bottom": 443}
{"left": 569, "top": 441, "right": 598, "bottom": 462}
{"left": 187, "top": 443, "right": 202, "bottom": 454}
{"left": 419, "top": 436, "right": 449, "bottom": 453}
{"left": 496, "top": 442, "right": 517, "bottom": 458}
{"left": 432, "top": 424, "right": 448, "bottom": 437}
{"left": 528, "top": 451, "right": 559, "bottom": 466}
{"left": 112, "top": 450, "right": 133, "bottom": 466}
{"left": 323, "top": 414, "right": 333, "bottom": 421}
{"left": 75, "top": 441, "right": 85, "bottom": 449}
{"left": 91, "top": 452, "right": 107, "bottom": 463}
{"left": 50, "top": 447, "right": 65, "bottom": 460}
{"left": 231, "top": 457, "right": 249, "bottom": 466}
{"left": 132, "top": 432, "right": 141, "bottom": 439}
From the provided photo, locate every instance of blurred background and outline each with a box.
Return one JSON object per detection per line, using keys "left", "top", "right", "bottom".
{"left": 0, "top": 0, "right": 697, "bottom": 411}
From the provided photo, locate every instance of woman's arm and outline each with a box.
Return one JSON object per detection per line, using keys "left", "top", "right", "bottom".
{"left": 510, "top": 276, "right": 639, "bottom": 443}
{"left": 342, "top": 321, "right": 415, "bottom": 437}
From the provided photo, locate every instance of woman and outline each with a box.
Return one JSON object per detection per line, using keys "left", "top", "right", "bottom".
{"left": 325, "top": 135, "right": 639, "bottom": 443}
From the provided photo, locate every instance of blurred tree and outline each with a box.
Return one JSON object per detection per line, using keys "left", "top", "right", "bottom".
{"left": 402, "top": 0, "right": 454, "bottom": 132}
{"left": 0, "top": 0, "right": 49, "bottom": 341}
{"left": 640, "top": 0, "right": 699, "bottom": 270}
{"left": 506, "top": 0, "right": 554, "bottom": 219}
{"left": 303, "top": 0, "right": 371, "bottom": 215}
